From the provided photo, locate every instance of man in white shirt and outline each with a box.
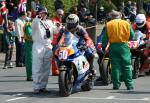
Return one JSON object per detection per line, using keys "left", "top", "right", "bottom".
{"left": 32, "top": 7, "right": 59, "bottom": 94}
{"left": 15, "top": 11, "right": 26, "bottom": 67}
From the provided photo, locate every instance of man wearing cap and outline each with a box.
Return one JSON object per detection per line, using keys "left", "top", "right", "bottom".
{"left": 32, "top": 7, "right": 59, "bottom": 94}
{"left": 102, "top": 10, "right": 134, "bottom": 90}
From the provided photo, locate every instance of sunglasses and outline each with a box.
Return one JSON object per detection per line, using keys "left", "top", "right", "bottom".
{"left": 58, "top": 14, "right": 63, "bottom": 16}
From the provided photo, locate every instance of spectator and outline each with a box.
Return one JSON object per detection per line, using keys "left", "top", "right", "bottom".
{"left": 129, "top": 5, "right": 136, "bottom": 24}
{"left": 31, "top": 7, "right": 59, "bottom": 94}
{"left": 0, "top": 0, "right": 8, "bottom": 31}
{"left": 51, "top": 9, "right": 64, "bottom": 76}
{"left": 26, "top": 10, "right": 32, "bottom": 21}
{"left": 78, "top": 7, "right": 96, "bottom": 25}
{"left": 31, "top": 0, "right": 41, "bottom": 18}
{"left": 102, "top": 10, "right": 134, "bottom": 90}
{"left": 0, "top": 12, "right": 3, "bottom": 27}
{"left": 15, "top": 11, "right": 26, "bottom": 67}
{"left": 0, "top": 0, "right": 8, "bottom": 53}
{"left": 3, "top": 19, "right": 16, "bottom": 69}
{"left": 70, "top": 6, "right": 78, "bottom": 15}
{"left": 97, "top": 6, "right": 107, "bottom": 22}
{"left": 24, "top": 11, "right": 33, "bottom": 81}
{"left": 124, "top": 0, "right": 132, "bottom": 17}
{"left": 10, "top": 6, "right": 19, "bottom": 22}
{"left": 54, "top": 0, "right": 64, "bottom": 11}
{"left": 78, "top": 0, "right": 89, "bottom": 10}
{"left": 6, "top": 0, "right": 14, "bottom": 15}
{"left": 31, "top": 0, "right": 40, "bottom": 11}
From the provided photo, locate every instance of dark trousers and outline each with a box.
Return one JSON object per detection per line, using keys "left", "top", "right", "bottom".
{"left": 4, "top": 45, "right": 13, "bottom": 66}
{"left": 15, "top": 38, "right": 25, "bottom": 66}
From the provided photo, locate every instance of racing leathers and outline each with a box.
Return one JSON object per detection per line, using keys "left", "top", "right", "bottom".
{"left": 132, "top": 21, "right": 150, "bottom": 73}
{"left": 59, "top": 25, "right": 96, "bottom": 75}
{"left": 132, "top": 21, "right": 150, "bottom": 39}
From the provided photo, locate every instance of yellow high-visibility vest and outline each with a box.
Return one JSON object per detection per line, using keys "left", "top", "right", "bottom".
{"left": 106, "top": 19, "right": 130, "bottom": 43}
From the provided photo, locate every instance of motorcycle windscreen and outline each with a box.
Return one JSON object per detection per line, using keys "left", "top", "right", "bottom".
{"left": 134, "top": 30, "right": 146, "bottom": 40}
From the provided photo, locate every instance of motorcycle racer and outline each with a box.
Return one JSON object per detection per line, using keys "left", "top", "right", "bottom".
{"left": 132, "top": 14, "right": 150, "bottom": 40}
{"left": 58, "top": 14, "right": 96, "bottom": 76}
{"left": 132, "top": 14, "right": 150, "bottom": 75}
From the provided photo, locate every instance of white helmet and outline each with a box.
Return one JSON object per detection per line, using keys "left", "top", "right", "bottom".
{"left": 66, "top": 14, "right": 79, "bottom": 30}
{"left": 100, "top": 6, "right": 104, "bottom": 11}
{"left": 135, "top": 14, "right": 146, "bottom": 28}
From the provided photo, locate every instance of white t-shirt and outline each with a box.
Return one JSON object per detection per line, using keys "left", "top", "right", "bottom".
{"left": 15, "top": 17, "right": 26, "bottom": 40}
{"left": 32, "top": 17, "right": 58, "bottom": 47}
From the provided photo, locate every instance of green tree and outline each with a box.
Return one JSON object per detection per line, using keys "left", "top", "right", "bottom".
{"left": 39, "top": 0, "right": 78, "bottom": 18}
{"left": 14, "top": 0, "right": 78, "bottom": 18}
{"left": 39, "top": 0, "right": 55, "bottom": 18}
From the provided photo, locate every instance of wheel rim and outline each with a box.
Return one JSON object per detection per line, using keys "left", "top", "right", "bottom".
{"left": 65, "top": 72, "right": 74, "bottom": 92}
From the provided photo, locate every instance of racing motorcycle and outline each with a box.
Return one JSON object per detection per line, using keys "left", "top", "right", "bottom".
{"left": 128, "top": 40, "right": 140, "bottom": 79}
{"left": 128, "top": 30, "right": 150, "bottom": 78}
{"left": 55, "top": 31, "right": 95, "bottom": 97}
{"left": 139, "top": 39, "right": 150, "bottom": 75}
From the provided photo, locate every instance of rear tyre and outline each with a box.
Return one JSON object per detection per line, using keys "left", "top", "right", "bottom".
{"left": 81, "top": 75, "right": 94, "bottom": 91}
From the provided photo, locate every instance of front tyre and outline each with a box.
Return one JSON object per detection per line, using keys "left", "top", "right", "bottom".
{"left": 59, "top": 70, "right": 73, "bottom": 97}
{"left": 100, "top": 59, "right": 111, "bottom": 85}
{"left": 132, "top": 58, "right": 140, "bottom": 79}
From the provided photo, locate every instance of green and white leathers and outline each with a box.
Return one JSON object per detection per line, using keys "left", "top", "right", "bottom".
{"left": 102, "top": 18, "right": 134, "bottom": 89}
{"left": 24, "top": 21, "right": 33, "bottom": 79}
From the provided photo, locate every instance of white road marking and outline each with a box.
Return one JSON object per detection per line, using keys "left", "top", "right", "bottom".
{"left": 12, "top": 93, "right": 23, "bottom": 96}
{"left": 141, "top": 98, "right": 150, "bottom": 100}
{"left": 6, "top": 97, "right": 27, "bottom": 102}
{"left": 105, "top": 96, "right": 115, "bottom": 99}
{"left": 69, "top": 97, "right": 150, "bottom": 101}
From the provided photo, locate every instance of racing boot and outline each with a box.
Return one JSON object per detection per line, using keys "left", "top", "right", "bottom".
{"left": 88, "top": 57, "right": 96, "bottom": 77}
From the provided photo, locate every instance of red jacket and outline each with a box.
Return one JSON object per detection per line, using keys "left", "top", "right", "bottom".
{"left": 147, "top": 16, "right": 150, "bottom": 22}
{"left": 51, "top": 16, "right": 63, "bottom": 45}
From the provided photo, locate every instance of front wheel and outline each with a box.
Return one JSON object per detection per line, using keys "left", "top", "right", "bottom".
{"left": 99, "top": 59, "right": 111, "bottom": 85}
{"left": 132, "top": 58, "right": 140, "bottom": 79}
{"left": 59, "top": 69, "right": 74, "bottom": 97}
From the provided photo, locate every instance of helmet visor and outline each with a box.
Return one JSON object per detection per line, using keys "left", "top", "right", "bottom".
{"left": 66, "top": 23, "right": 78, "bottom": 30}
{"left": 136, "top": 21, "right": 145, "bottom": 28}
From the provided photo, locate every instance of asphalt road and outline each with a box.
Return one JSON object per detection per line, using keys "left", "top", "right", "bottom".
{"left": 0, "top": 53, "right": 150, "bottom": 103}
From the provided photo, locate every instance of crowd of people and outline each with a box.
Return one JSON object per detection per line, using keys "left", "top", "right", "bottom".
{"left": 0, "top": 0, "right": 149, "bottom": 94}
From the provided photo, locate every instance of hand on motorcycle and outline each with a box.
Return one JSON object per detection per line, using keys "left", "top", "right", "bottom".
{"left": 77, "top": 43, "right": 87, "bottom": 50}
{"left": 97, "top": 43, "right": 102, "bottom": 51}
{"left": 101, "top": 48, "right": 106, "bottom": 55}
{"left": 77, "top": 39, "right": 88, "bottom": 50}
{"left": 96, "top": 43, "right": 106, "bottom": 55}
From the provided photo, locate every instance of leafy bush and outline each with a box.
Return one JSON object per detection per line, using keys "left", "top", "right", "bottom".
{"left": 12, "top": 0, "right": 78, "bottom": 18}
{"left": 144, "top": 0, "right": 150, "bottom": 4}
{"left": 33, "top": 0, "right": 78, "bottom": 18}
